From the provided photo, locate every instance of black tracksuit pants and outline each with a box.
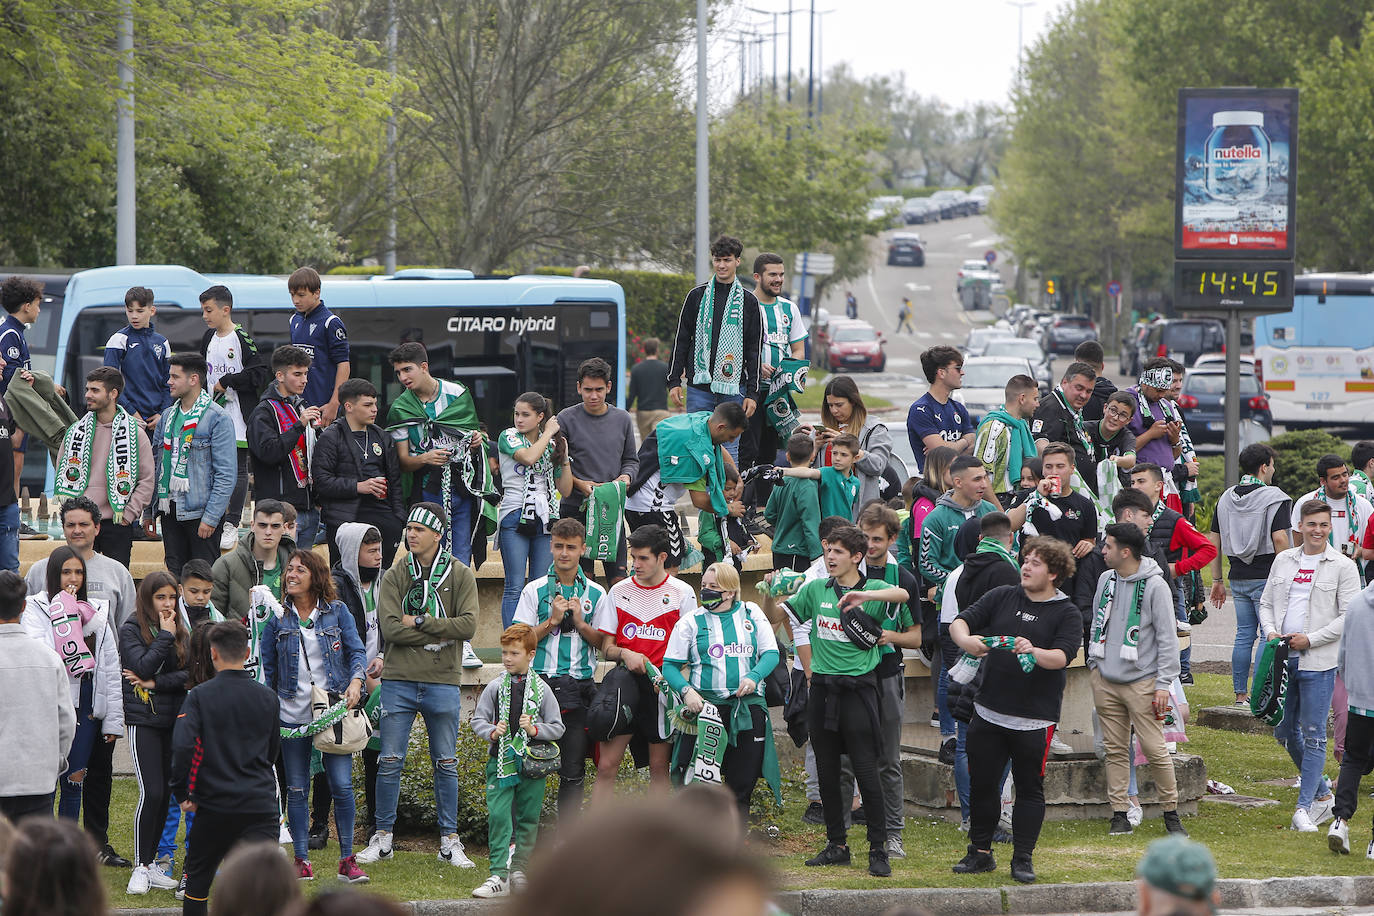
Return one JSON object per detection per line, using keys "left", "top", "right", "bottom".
{"left": 967, "top": 711, "right": 1053, "bottom": 857}
{"left": 1335, "top": 710, "right": 1374, "bottom": 822}
{"left": 808, "top": 675, "right": 884, "bottom": 849}
{"left": 180, "top": 807, "right": 278, "bottom": 916}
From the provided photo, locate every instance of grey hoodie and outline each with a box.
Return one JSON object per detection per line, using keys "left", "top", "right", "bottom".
{"left": 333, "top": 521, "right": 382, "bottom": 664}
{"left": 1216, "top": 482, "right": 1291, "bottom": 564}
{"left": 1088, "top": 556, "right": 1180, "bottom": 688}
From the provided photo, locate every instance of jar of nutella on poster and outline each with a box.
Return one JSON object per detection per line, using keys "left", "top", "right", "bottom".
{"left": 1205, "top": 110, "right": 1271, "bottom": 202}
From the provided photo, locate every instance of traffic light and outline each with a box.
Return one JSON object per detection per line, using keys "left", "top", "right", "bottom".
{"left": 1046, "top": 278, "right": 1056, "bottom": 296}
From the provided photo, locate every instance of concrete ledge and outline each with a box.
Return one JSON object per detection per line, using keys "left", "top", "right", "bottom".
{"left": 106, "top": 876, "right": 1374, "bottom": 915}
{"left": 902, "top": 751, "right": 1207, "bottom": 822}
{"left": 1196, "top": 704, "right": 1273, "bottom": 735}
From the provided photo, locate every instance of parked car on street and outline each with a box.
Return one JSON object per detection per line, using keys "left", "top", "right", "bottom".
{"left": 901, "top": 198, "right": 939, "bottom": 224}
{"left": 930, "top": 189, "right": 972, "bottom": 219}
{"left": 824, "top": 320, "right": 886, "bottom": 372}
{"left": 1178, "top": 368, "right": 1272, "bottom": 444}
{"left": 982, "top": 337, "right": 1053, "bottom": 392}
{"left": 1136, "top": 318, "right": 1226, "bottom": 370}
{"left": 963, "top": 326, "right": 1017, "bottom": 357}
{"left": 1043, "top": 314, "right": 1099, "bottom": 355}
{"left": 953, "top": 356, "right": 1040, "bottom": 424}
{"left": 887, "top": 232, "right": 926, "bottom": 266}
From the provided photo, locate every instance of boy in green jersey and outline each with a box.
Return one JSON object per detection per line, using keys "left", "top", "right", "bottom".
{"left": 781, "top": 525, "right": 908, "bottom": 879}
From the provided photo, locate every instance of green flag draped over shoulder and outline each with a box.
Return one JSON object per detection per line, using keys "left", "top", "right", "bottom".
{"left": 656, "top": 412, "right": 728, "bottom": 515}
{"left": 763, "top": 357, "right": 807, "bottom": 439}
{"left": 386, "top": 383, "right": 496, "bottom": 536}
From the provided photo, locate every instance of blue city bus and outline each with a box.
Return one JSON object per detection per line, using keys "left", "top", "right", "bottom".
{"left": 16, "top": 265, "right": 626, "bottom": 494}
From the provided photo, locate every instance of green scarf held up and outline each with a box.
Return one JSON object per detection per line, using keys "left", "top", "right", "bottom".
{"left": 495, "top": 672, "right": 546, "bottom": 786}
{"left": 1090, "top": 574, "right": 1147, "bottom": 661}
{"left": 585, "top": 481, "right": 627, "bottom": 562}
{"left": 692, "top": 277, "right": 746, "bottom": 395}
{"left": 763, "top": 357, "right": 808, "bottom": 439}
{"left": 55, "top": 405, "right": 141, "bottom": 520}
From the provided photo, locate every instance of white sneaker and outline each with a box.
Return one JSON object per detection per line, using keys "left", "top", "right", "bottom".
{"left": 1166, "top": 741, "right": 1178, "bottom": 753}
{"left": 1330, "top": 817, "right": 1351, "bottom": 854}
{"left": 510, "top": 869, "right": 528, "bottom": 892}
{"left": 146, "top": 865, "right": 178, "bottom": 890}
{"left": 1366, "top": 838, "right": 1374, "bottom": 860}
{"left": 355, "top": 831, "right": 394, "bottom": 864}
{"left": 462, "top": 642, "right": 483, "bottom": 669}
{"left": 127, "top": 865, "right": 152, "bottom": 895}
{"left": 220, "top": 522, "right": 239, "bottom": 551}
{"left": 1292, "top": 807, "right": 1318, "bottom": 832}
{"left": 439, "top": 833, "right": 475, "bottom": 868}
{"left": 1176, "top": 620, "right": 1192, "bottom": 636}
{"left": 1049, "top": 734, "right": 1073, "bottom": 755}
{"left": 472, "top": 875, "right": 510, "bottom": 898}
{"left": 1127, "top": 802, "right": 1144, "bottom": 827}
{"left": 1311, "top": 793, "right": 1336, "bottom": 826}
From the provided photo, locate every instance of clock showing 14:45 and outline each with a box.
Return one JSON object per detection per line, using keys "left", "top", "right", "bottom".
{"left": 1174, "top": 261, "right": 1294, "bottom": 311}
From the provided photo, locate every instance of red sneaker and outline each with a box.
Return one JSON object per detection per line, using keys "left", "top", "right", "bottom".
{"left": 295, "top": 857, "right": 314, "bottom": 880}
{"left": 337, "top": 855, "right": 369, "bottom": 884}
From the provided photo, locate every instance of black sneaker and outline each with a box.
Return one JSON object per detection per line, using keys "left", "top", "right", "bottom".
{"left": 1163, "top": 810, "right": 1188, "bottom": 836}
{"left": 951, "top": 845, "right": 996, "bottom": 874}
{"left": 175, "top": 873, "right": 187, "bottom": 900}
{"left": 1010, "top": 852, "right": 1036, "bottom": 884}
{"left": 991, "top": 827, "right": 1014, "bottom": 844}
{"left": 308, "top": 830, "right": 329, "bottom": 851}
{"left": 98, "top": 844, "right": 132, "bottom": 868}
{"left": 743, "top": 512, "right": 766, "bottom": 538}
{"left": 938, "top": 736, "right": 956, "bottom": 765}
{"left": 801, "top": 801, "right": 826, "bottom": 825}
{"left": 1179, "top": 671, "right": 1194, "bottom": 685}
{"left": 851, "top": 806, "right": 867, "bottom": 825}
{"left": 805, "top": 843, "right": 850, "bottom": 867}
{"left": 17, "top": 522, "right": 47, "bottom": 540}
{"left": 868, "top": 847, "right": 891, "bottom": 877}
{"left": 1109, "top": 812, "right": 1133, "bottom": 835}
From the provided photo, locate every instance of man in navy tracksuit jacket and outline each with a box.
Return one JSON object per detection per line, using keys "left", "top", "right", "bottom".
{"left": 287, "top": 267, "right": 350, "bottom": 425}
{"left": 103, "top": 286, "right": 173, "bottom": 429}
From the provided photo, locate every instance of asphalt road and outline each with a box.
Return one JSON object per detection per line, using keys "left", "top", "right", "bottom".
{"left": 805, "top": 216, "right": 1243, "bottom": 674}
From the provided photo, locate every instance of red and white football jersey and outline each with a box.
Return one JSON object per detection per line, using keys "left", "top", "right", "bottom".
{"left": 593, "top": 573, "right": 698, "bottom": 667}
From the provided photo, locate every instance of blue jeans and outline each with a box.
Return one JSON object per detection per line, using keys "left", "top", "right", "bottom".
{"left": 955, "top": 720, "right": 971, "bottom": 819}
{"left": 57, "top": 675, "right": 98, "bottom": 821}
{"left": 1274, "top": 659, "right": 1336, "bottom": 811}
{"left": 1231, "top": 578, "right": 1268, "bottom": 695}
{"left": 157, "top": 799, "right": 192, "bottom": 860}
{"left": 936, "top": 625, "right": 957, "bottom": 738}
{"left": 0, "top": 502, "right": 18, "bottom": 572}
{"left": 295, "top": 508, "right": 321, "bottom": 550}
{"left": 1175, "top": 586, "right": 1191, "bottom": 678}
{"left": 422, "top": 490, "right": 474, "bottom": 565}
{"left": 281, "top": 734, "right": 356, "bottom": 858}
{"left": 498, "top": 513, "right": 551, "bottom": 629}
{"left": 374, "top": 680, "right": 462, "bottom": 835}
{"left": 685, "top": 387, "right": 745, "bottom": 464}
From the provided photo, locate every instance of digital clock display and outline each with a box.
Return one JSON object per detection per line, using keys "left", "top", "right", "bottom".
{"left": 1174, "top": 260, "right": 1294, "bottom": 312}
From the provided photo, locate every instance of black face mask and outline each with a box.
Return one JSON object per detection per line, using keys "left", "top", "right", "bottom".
{"left": 359, "top": 565, "right": 381, "bottom": 584}
{"left": 699, "top": 587, "right": 726, "bottom": 610}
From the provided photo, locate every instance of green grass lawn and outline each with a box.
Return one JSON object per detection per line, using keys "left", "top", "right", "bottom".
{"left": 100, "top": 672, "right": 1365, "bottom": 906}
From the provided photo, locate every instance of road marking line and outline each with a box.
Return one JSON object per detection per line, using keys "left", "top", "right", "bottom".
{"left": 954, "top": 233, "right": 972, "bottom": 241}
{"left": 865, "top": 270, "right": 896, "bottom": 333}
{"left": 940, "top": 332, "right": 956, "bottom": 339}
{"left": 916, "top": 331, "right": 933, "bottom": 338}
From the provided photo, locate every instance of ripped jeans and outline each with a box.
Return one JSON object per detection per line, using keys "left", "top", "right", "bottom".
{"left": 373, "top": 680, "right": 462, "bottom": 835}
{"left": 1274, "top": 658, "right": 1336, "bottom": 812}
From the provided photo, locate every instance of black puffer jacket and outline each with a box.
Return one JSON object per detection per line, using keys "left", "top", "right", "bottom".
{"left": 118, "top": 619, "right": 189, "bottom": 729}
{"left": 311, "top": 416, "right": 405, "bottom": 530}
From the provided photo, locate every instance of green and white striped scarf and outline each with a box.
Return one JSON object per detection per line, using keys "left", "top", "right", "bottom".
{"left": 496, "top": 671, "right": 546, "bottom": 786}
{"left": 585, "top": 481, "right": 626, "bottom": 562}
{"left": 692, "top": 278, "right": 745, "bottom": 394}
{"left": 1090, "top": 574, "right": 1147, "bottom": 661}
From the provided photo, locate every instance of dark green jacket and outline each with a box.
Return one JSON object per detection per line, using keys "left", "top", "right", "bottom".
{"left": 765, "top": 476, "right": 821, "bottom": 558}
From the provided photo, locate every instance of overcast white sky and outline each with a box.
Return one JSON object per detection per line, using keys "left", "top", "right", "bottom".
{"left": 714, "top": 0, "right": 1074, "bottom": 108}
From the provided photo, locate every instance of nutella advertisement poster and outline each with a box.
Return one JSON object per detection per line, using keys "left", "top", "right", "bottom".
{"left": 1175, "top": 88, "right": 1298, "bottom": 260}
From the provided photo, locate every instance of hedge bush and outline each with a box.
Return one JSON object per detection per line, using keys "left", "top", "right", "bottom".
{"left": 1193, "top": 429, "right": 1350, "bottom": 534}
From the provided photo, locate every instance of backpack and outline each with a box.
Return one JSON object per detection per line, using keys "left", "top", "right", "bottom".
{"left": 586, "top": 665, "right": 640, "bottom": 743}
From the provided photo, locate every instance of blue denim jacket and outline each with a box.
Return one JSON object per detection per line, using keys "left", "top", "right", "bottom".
{"left": 262, "top": 599, "right": 368, "bottom": 700}
{"left": 152, "top": 399, "right": 237, "bottom": 524}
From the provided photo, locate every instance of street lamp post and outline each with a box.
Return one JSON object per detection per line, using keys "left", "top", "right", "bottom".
{"left": 1007, "top": 0, "right": 1035, "bottom": 92}
{"left": 115, "top": 0, "right": 134, "bottom": 265}
{"left": 695, "top": 0, "right": 709, "bottom": 283}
